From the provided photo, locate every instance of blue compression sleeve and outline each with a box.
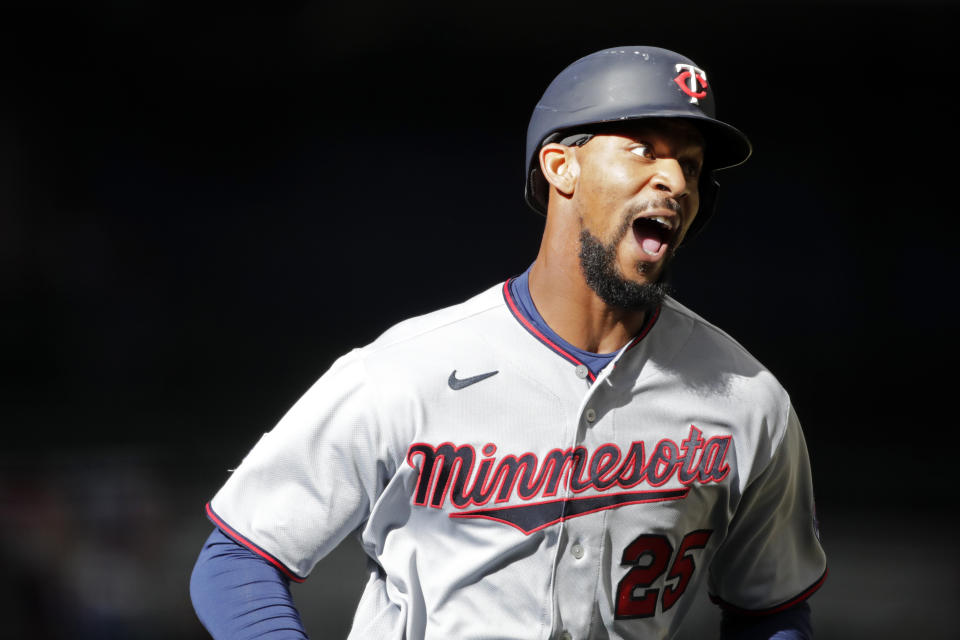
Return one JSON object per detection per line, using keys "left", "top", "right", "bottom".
{"left": 190, "top": 528, "right": 308, "bottom": 639}
{"left": 721, "top": 602, "right": 812, "bottom": 640}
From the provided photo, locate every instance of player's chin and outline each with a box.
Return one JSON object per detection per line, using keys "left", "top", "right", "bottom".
{"left": 616, "top": 260, "right": 662, "bottom": 287}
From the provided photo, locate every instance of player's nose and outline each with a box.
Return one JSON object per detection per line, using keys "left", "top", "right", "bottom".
{"left": 650, "top": 158, "right": 689, "bottom": 198}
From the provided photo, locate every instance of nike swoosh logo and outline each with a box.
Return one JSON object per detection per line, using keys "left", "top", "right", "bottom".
{"left": 448, "top": 369, "right": 499, "bottom": 390}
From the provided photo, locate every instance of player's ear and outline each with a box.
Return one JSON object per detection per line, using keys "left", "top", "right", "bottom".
{"left": 539, "top": 143, "right": 579, "bottom": 197}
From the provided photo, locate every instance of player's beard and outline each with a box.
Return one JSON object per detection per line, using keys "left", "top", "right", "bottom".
{"left": 578, "top": 208, "right": 674, "bottom": 313}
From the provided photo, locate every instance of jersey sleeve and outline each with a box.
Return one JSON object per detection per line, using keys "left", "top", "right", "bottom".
{"left": 208, "top": 349, "right": 388, "bottom": 580}
{"left": 707, "top": 404, "right": 827, "bottom": 613}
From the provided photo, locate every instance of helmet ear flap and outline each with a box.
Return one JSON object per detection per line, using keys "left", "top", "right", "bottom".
{"left": 529, "top": 166, "right": 549, "bottom": 214}
{"left": 684, "top": 171, "right": 719, "bottom": 244}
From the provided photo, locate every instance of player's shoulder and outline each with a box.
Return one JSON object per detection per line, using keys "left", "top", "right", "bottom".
{"left": 660, "top": 296, "right": 763, "bottom": 363}
{"left": 656, "top": 295, "right": 791, "bottom": 405}
{"left": 293, "top": 282, "right": 509, "bottom": 420}
{"left": 361, "top": 281, "right": 508, "bottom": 355}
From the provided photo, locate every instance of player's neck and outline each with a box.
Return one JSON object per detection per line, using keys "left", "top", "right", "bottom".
{"left": 528, "top": 253, "right": 646, "bottom": 355}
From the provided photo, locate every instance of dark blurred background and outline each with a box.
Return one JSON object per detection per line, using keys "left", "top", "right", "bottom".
{"left": 1, "top": 1, "right": 957, "bottom": 638}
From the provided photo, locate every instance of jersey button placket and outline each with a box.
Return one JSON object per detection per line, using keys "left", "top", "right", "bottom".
{"left": 557, "top": 366, "right": 600, "bottom": 639}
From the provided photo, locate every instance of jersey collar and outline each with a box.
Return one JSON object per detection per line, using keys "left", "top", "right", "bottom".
{"left": 502, "top": 277, "right": 661, "bottom": 382}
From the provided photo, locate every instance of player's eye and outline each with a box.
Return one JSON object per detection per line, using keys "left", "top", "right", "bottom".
{"left": 681, "top": 160, "right": 702, "bottom": 180}
{"left": 629, "top": 144, "right": 655, "bottom": 160}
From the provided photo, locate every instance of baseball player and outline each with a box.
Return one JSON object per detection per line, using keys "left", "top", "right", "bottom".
{"left": 191, "top": 46, "right": 827, "bottom": 639}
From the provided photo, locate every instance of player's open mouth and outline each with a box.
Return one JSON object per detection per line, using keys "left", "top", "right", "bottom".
{"left": 632, "top": 215, "right": 676, "bottom": 257}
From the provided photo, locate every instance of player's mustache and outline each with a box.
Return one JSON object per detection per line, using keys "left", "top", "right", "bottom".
{"left": 627, "top": 197, "right": 682, "bottom": 218}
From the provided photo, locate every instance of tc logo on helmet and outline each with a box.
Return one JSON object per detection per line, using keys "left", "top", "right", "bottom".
{"left": 674, "top": 63, "right": 708, "bottom": 104}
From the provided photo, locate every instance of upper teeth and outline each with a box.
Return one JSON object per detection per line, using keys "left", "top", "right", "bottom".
{"left": 649, "top": 216, "right": 674, "bottom": 231}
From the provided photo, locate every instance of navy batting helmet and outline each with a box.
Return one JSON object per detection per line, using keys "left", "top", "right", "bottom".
{"left": 525, "top": 46, "right": 752, "bottom": 239}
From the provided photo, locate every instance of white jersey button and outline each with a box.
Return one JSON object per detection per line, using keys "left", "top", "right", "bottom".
{"left": 575, "top": 364, "right": 589, "bottom": 379}
{"left": 584, "top": 408, "right": 596, "bottom": 423}
{"left": 571, "top": 543, "right": 584, "bottom": 559}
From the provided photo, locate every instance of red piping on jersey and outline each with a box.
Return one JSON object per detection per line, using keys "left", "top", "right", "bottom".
{"left": 708, "top": 567, "right": 828, "bottom": 616}
{"left": 503, "top": 280, "right": 596, "bottom": 381}
{"left": 205, "top": 502, "right": 306, "bottom": 583}
{"left": 624, "top": 305, "right": 661, "bottom": 352}
{"left": 502, "top": 278, "right": 661, "bottom": 379}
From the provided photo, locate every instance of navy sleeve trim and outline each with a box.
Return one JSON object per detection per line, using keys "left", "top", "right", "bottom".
{"left": 205, "top": 502, "right": 307, "bottom": 583}
{"left": 709, "top": 567, "right": 827, "bottom": 616}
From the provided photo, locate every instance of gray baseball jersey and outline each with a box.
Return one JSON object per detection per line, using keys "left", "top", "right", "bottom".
{"left": 208, "top": 280, "right": 827, "bottom": 639}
